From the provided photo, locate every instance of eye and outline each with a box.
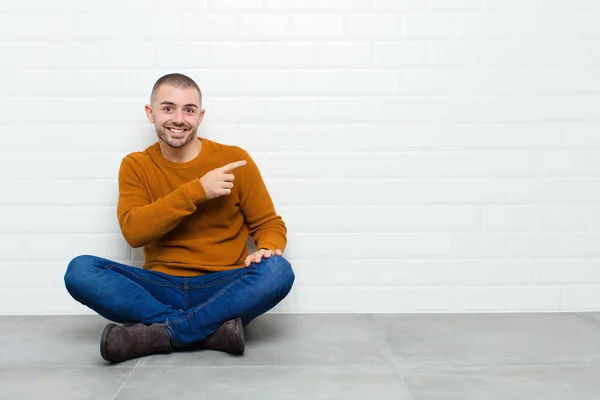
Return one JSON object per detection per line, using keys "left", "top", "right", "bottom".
{"left": 163, "top": 106, "right": 172, "bottom": 112}
{"left": 186, "top": 108, "right": 195, "bottom": 114}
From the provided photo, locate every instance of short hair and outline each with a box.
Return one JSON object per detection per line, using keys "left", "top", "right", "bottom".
{"left": 150, "top": 73, "right": 202, "bottom": 105}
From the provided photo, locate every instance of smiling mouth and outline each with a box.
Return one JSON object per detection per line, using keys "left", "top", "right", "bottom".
{"left": 167, "top": 127, "right": 187, "bottom": 134}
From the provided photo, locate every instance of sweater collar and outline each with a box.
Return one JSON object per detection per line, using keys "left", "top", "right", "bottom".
{"left": 148, "top": 137, "right": 209, "bottom": 170}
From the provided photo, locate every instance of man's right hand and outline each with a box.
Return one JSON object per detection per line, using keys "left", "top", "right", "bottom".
{"left": 199, "top": 160, "right": 247, "bottom": 199}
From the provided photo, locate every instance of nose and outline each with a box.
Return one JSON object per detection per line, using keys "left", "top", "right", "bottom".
{"left": 172, "top": 109, "right": 185, "bottom": 124}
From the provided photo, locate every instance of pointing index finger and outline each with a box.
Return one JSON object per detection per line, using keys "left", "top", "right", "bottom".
{"left": 221, "top": 160, "right": 247, "bottom": 173}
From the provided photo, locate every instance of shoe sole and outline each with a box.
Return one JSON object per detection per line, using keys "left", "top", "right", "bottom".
{"left": 100, "top": 323, "right": 118, "bottom": 361}
{"left": 235, "top": 316, "right": 245, "bottom": 354}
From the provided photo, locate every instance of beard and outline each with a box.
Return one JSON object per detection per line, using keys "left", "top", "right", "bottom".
{"left": 156, "top": 124, "right": 197, "bottom": 149}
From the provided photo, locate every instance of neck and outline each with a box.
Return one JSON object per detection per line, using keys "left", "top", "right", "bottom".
{"left": 158, "top": 137, "right": 202, "bottom": 163}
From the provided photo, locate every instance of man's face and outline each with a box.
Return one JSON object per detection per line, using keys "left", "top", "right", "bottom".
{"left": 145, "top": 84, "right": 204, "bottom": 149}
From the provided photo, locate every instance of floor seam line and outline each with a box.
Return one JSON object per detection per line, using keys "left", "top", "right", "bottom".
{"left": 111, "top": 358, "right": 140, "bottom": 400}
{"left": 378, "top": 316, "right": 415, "bottom": 400}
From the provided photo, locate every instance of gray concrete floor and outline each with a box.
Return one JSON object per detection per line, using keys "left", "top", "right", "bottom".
{"left": 2, "top": 313, "right": 600, "bottom": 399}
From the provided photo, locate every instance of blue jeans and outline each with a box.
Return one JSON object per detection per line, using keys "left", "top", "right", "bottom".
{"left": 64, "top": 255, "right": 295, "bottom": 348}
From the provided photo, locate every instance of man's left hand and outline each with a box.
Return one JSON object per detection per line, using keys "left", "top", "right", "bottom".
{"left": 245, "top": 248, "right": 283, "bottom": 267}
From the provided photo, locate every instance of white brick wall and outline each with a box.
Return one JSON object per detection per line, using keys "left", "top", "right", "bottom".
{"left": 2, "top": 0, "right": 600, "bottom": 315}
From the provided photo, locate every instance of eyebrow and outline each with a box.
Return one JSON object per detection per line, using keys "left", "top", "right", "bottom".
{"left": 160, "top": 101, "right": 199, "bottom": 108}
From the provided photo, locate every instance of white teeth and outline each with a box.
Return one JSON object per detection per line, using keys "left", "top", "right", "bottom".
{"left": 169, "top": 128, "right": 184, "bottom": 133}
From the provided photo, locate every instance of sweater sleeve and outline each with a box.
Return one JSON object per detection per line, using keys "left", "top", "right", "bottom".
{"left": 239, "top": 150, "right": 287, "bottom": 252}
{"left": 117, "top": 156, "right": 208, "bottom": 248}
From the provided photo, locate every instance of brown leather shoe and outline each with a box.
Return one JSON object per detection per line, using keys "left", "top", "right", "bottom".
{"left": 194, "top": 317, "right": 245, "bottom": 354}
{"left": 100, "top": 323, "right": 172, "bottom": 363}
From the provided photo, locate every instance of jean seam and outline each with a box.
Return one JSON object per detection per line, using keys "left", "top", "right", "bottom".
{"left": 184, "top": 277, "right": 189, "bottom": 310}
{"left": 108, "top": 265, "right": 181, "bottom": 288}
{"left": 186, "top": 267, "right": 249, "bottom": 289}
{"left": 165, "top": 322, "right": 178, "bottom": 347}
{"left": 167, "top": 268, "right": 253, "bottom": 327}
{"left": 166, "top": 274, "right": 248, "bottom": 348}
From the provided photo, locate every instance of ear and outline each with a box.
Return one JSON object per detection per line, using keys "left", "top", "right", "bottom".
{"left": 144, "top": 104, "right": 155, "bottom": 124}
{"left": 198, "top": 108, "right": 206, "bottom": 124}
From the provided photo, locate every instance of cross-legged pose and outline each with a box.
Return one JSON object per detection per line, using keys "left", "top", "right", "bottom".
{"left": 64, "top": 73, "right": 295, "bottom": 363}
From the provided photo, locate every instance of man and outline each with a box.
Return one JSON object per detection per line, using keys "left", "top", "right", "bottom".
{"left": 64, "top": 73, "right": 295, "bottom": 363}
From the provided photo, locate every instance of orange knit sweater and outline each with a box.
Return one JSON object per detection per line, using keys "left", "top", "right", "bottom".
{"left": 117, "top": 137, "right": 287, "bottom": 276}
